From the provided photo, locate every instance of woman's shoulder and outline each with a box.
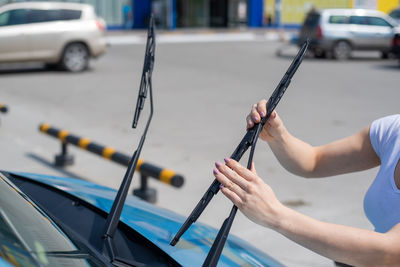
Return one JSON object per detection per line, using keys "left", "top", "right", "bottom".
{"left": 371, "top": 114, "right": 400, "bottom": 133}
{"left": 369, "top": 114, "right": 400, "bottom": 157}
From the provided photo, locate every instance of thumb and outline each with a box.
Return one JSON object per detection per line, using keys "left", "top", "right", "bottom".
{"left": 267, "top": 111, "right": 280, "bottom": 128}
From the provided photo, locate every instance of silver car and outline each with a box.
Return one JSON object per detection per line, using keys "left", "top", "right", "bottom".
{"left": 0, "top": 2, "right": 107, "bottom": 72}
{"left": 298, "top": 8, "right": 400, "bottom": 60}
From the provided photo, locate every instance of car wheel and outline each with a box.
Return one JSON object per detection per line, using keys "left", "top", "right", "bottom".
{"left": 380, "top": 51, "right": 389, "bottom": 59}
{"left": 332, "top": 41, "right": 351, "bottom": 60}
{"left": 314, "top": 49, "right": 326, "bottom": 58}
{"left": 61, "top": 43, "right": 89, "bottom": 72}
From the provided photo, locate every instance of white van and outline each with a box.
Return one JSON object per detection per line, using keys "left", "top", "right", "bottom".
{"left": 0, "top": 2, "right": 107, "bottom": 72}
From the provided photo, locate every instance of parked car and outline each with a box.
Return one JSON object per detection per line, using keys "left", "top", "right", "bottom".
{"left": 391, "top": 33, "right": 400, "bottom": 64}
{"left": 297, "top": 8, "right": 400, "bottom": 60}
{"left": 0, "top": 2, "right": 107, "bottom": 72}
{"left": 0, "top": 170, "right": 284, "bottom": 267}
{"left": 389, "top": 7, "right": 400, "bottom": 24}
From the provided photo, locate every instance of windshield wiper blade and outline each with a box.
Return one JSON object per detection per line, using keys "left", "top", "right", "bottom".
{"left": 102, "top": 15, "right": 155, "bottom": 267}
{"left": 203, "top": 40, "right": 309, "bottom": 266}
{"left": 39, "top": 250, "right": 90, "bottom": 259}
{"left": 170, "top": 41, "right": 309, "bottom": 266}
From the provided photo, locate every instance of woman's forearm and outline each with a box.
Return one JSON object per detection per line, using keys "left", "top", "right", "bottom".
{"left": 248, "top": 101, "right": 379, "bottom": 178}
{"left": 267, "top": 130, "right": 319, "bottom": 177}
{"left": 215, "top": 159, "right": 400, "bottom": 266}
{"left": 265, "top": 125, "right": 380, "bottom": 178}
{"left": 272, "top": 206, "right": 400, "bottom": 267}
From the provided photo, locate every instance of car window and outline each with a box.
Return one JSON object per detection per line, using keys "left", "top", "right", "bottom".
{"left": 27, "top": 9, "right": 50, "bottom": 23}
{"left": 366, "top": 16, "right": 392, "bottom": 27}
{"left": 0, "top": 9, "right": 26, "bottom": 26}
{"left": 0, "top": 11, "right": 10, "bottom": 26}
{"left": 349, "top": 15, "right": 368, "bottom": 25}
{"left": 0, "top": 176, "right": 96, "bottom": 267}
{"left": 350, "top": 15, "right": 392, "bottom": 27}
{"left": 329, "top": 15, "right": 348, "bottom": 24}
{"left": 59, "top": 9, "right": 82, "bottom": 20}
{"left": 27, "top": 9, "right": 82, "bottom": 24}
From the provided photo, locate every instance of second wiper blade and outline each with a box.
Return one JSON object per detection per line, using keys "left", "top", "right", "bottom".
{"left": 170, "top": 40, "right": 309, "bottom": 247}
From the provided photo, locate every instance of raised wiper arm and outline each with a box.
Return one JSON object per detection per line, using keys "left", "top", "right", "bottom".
{"left": 102, "top": 15, "right": 155, "bottom": 267}
{"left": 170, "top": 40, "right": 309, "bottom": 255}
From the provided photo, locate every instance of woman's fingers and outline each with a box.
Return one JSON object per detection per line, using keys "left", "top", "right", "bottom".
{"left": 220, "top": 185, "right": 242, "bottom": 207}
{"left": 224, "top": 158, "right": 257, "bottom": 183}
{"left": 250, "top": 162, "right": 258, "bottom": 175}
{"left": 247, "top": 99, "right": 279, "bottom": 134}
{"left": 214, "top": 159, "right": 261, "bottom": 203}
{"left": 213, "top": 159, "right": 283, "bottom": 228}
{"left": 214, "top": 162, "right": 247, "bottom": 191}
{"left": 256, "top": 99, "right": 268, "bottom": 118}
{"left": 213, "top": 167, "right": 246, "bottom": 201}
{"left": 265, "top": 111, "right": 279, "bottom": 127}
{"left": 246, "top": 114, "right": 254, "bottom": 129}
{"left": 250, "top": 103, "right": 262, "bottom": 123}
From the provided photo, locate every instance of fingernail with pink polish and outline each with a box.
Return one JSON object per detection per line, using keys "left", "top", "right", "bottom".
{"left": 224, "top": 158, "right": 230, "bottom": 164}
{"left": 215, "top": 162, "right": 221, "bottom": 167}
{"left": 213, "top": 168, "right": 218, "bottom": 175}
{"left": 260, "top": 112, "right": 265, "bottom": 117}
{"left": 219, "top": 184, "right": 224, "bottom": 189}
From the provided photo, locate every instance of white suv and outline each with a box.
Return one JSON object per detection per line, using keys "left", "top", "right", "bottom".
{"left": 298, "top": 9, "right": 399, "bottom": 60}
{"left": 0, "top": 2, "right": 107, "bottom": 72}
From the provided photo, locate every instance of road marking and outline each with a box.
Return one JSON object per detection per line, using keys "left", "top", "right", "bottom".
{"left": 106, "top": 35, "right": 143, "bottom": 45}
{"left": 107, "top": 32, "right": 286, "bottom": 45}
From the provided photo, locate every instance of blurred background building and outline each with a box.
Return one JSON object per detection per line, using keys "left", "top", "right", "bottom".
{"left": 0, "top": 0, "right": 399, "bottom": 29}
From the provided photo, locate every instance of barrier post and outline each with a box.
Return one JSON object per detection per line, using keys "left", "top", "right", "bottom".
{"left": 55, "top": 142, "right": 74, "bottom": 167}
{"left": 0, "top": 104, "right": 8, "bottom": 113}
{"left": 133, "top": 174, "right": 157, "bottom": 203}
{"left": 0, "top": 104, "right": 8, "bottom": 126}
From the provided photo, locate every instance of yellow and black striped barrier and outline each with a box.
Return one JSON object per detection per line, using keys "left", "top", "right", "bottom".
{"left": 39, "top": 123, "right": 184, "bottom": 189}
{"left": 0, "top": 104, "right": 8, "bottom": 113}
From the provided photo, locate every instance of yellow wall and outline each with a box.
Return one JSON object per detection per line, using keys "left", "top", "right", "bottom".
{"left": 264, "top": 0, "right": 399, "bottom": 25}
{"left": 264, "top": 0, "right": 276, "bottom": 23}
{"left": 280, "top": 0, "right": 351, "bottom": 24}
{"left": 377, "top": 0, "right": 399, "bottom": 13}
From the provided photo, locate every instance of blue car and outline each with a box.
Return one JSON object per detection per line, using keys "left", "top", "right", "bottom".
{"left": 0, "top": 170, "right": 284, "bottom": 267}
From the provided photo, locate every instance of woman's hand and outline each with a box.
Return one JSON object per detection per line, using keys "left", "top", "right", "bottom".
{"left": 213, "top": 159, "right": 400, "bottom": 267}
{"left": 214, "top": 158, "right": 284, "bottom": 229}
{"left": 246, "top": 99, "right": 287, "bottom": 143}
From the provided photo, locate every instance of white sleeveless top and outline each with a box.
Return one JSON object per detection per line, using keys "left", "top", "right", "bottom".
{"left": 364, "top": 114, "right": 400, "bottom": 233}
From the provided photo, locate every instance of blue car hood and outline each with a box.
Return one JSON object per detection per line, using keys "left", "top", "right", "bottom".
{"left": 14, "top": 172, "right": 283, "bottom": 267}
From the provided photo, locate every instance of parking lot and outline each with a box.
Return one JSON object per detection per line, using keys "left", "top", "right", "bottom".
{"left": 1, "top": 31, "right": 399, "bottom": 266}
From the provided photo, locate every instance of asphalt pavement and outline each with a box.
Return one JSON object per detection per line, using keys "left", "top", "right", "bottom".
{"left": 1, "top": 29, "right": 399, "bottom": 267}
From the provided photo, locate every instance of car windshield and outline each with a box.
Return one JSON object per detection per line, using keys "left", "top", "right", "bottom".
{"left": 0, "top": 174, "right": 97, "bottom": 267}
